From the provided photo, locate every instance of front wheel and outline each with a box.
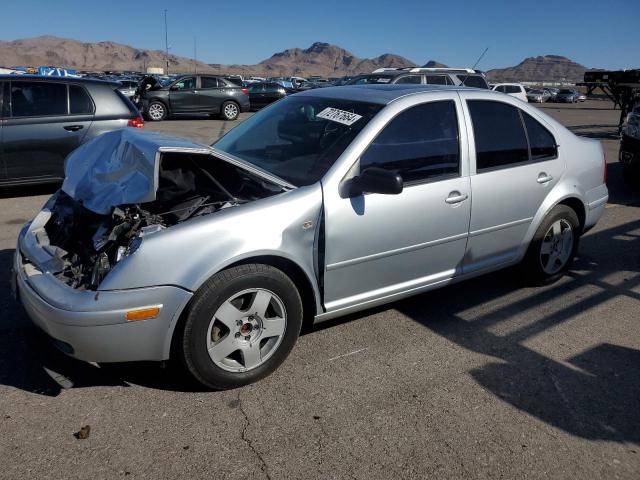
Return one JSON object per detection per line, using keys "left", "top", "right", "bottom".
{"left": 521, "top": 205, "right": 580, "bottom": 285}
{"left": 179, "top": 264, "right": 303, "bottom": 389}
{"left": 220, "top": 101, "right": 240, "bottom": 121}
{"left": 146, "top": 101, "right": 167, "bottom": 121}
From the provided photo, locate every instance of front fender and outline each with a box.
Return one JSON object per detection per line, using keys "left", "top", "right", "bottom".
{"left": 99, "top": 184, "right": 324, "bottom": 303}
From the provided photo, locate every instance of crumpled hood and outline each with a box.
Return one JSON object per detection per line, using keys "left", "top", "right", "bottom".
{"left": 62, "top": 129, "right": 213, "bottom": 214}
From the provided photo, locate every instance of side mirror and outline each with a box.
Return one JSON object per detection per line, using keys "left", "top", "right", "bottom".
{"left": 350, "top": 167, "right": 403, "bottom": 196}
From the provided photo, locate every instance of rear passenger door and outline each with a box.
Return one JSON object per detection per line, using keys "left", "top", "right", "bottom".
{"left": 198, "top": 76, "right": 225, "bottom": 113}
{"left": 3, "top": 81, "right": 93, "bottom": 181}
{"left": 460, "top": 94, "right": 563, "bottom": 273}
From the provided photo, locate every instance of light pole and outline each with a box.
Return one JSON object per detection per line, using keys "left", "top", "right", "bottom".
{"left": 194, "top": 37, "right": 197, "bottom": 75}
{"left": 164, "top": 9, "right": 169, "bottom": 75}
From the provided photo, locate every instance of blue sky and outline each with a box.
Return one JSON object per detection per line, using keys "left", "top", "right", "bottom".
{"left": 2, "top": 0, "right": 638, "bottom": 69}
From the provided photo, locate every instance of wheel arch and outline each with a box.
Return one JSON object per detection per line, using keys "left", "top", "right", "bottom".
{"left": 517, "top": 189, "right": 588, "bottom": 263}
{"left": 167, "top": 254, "right": 320, "bottom": 360}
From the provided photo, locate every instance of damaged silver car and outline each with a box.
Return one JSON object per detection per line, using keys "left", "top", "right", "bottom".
{"left": 14, "top": 85, "right": 608, "bottom": 389}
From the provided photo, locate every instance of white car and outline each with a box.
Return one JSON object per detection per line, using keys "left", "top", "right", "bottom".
{"left": 492, "top": 83, "right": 528, "bottom": 102}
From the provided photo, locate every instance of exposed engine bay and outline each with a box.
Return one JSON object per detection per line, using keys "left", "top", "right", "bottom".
{"left": 42, "top": 151, "right": 284, "bottom": 290}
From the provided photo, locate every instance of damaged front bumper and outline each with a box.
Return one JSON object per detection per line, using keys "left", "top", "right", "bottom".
{"left": 15, "top": 224, "right": 193, "bottom": 363}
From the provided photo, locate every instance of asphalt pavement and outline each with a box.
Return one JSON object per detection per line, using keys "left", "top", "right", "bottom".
{"left": 0, "top": 100, "right": 638, "bottom": 480}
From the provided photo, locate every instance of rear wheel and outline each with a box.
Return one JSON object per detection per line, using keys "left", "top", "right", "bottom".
{"left": 220, "top": 101, "right": 240, "bottom": 121}
{"left": 179, "top": 264, "right": 303, "bottom": 389}
{"left": 521, "top": 205, "right": 580, "bottom": 285}
{"left": 146, "top": 101, "right": 167, "bottom": 121}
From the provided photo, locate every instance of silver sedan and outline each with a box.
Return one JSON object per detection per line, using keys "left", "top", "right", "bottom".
{"left": 14, "top": 85, "right": 609, "bottom": 389}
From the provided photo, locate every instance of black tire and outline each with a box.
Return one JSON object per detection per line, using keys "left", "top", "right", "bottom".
{"left": 146, "top": 101, "right": 167, "bottom": 121}
{"left": 179, "top": 264, "right": 303, "bottom": 390}
{"left": 521, "top": 205, "right": 580, "bottom": 285}
{"left": 220, "top": 101, "right": 240, "bottom": 121}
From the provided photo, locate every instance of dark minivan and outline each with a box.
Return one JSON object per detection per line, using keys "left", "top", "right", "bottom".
{"left": 137, "top": 75, "right": 251, "bottom": 121}
{"left": 0, "top": 75, "right": 143, "bottom": 186}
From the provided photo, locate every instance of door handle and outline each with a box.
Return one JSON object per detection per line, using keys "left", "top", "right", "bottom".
{"left": 63, "top": 125, "right": 83, "bottom": 132}
{"left": 445, "top": 191, "right": 469, "bottom": 204}
{"left": 537, "top": 172, "right": 553, "bottom": 184}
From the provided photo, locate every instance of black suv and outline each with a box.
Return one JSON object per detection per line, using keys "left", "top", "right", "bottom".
{"left": 0, "top": 75, "right": 143, "bottom": 186}
{"left": 345, "top": 68, "right": 489, "bottom": 89}
{"left": 138, "top": 75, "right": 251, "bottom": 121}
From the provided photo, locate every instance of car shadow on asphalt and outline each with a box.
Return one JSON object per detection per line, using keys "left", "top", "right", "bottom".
{"left": 395, "top": 217, "right": 640, "bottom": 444}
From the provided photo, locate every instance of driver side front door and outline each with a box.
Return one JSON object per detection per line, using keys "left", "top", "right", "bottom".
{"left": 169, "top": 77, "right": 198, "bottom": 113}
{"left": 322, "top": 97, "right": 471, "bottom": 314}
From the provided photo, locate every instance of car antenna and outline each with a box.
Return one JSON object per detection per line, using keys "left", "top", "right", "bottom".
{"left": 459, "top": 47, "right": 489, "bottom": 87}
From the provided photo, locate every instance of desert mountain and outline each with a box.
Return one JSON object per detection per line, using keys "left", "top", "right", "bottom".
{"left": 0, "top": 37, "right": 595, "bottom": 81}
{"left": 0, "top": 36, "right": 216, "bottom": 73}
{"left": 486, "top": 55, "right": 588, "bottom": 83}
{"left": 422, "top": 60, "right": 449, "bottom": 68}
{"left": 0, "top": 36, "right": 416, "bottom": 77}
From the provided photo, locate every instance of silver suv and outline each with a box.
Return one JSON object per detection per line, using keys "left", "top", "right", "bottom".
{"left": 346, "top": 67, "right": 489, "bottom": 89}
{"left": 15, "top": 84, "right": 608, "bottom": 389}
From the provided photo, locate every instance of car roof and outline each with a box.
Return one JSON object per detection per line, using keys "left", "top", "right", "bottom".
{"left": 296, "top": 84, "right": 476, "bottom": 105}
{"left": 0, "top": 74, "right": 120, "bottom": 87}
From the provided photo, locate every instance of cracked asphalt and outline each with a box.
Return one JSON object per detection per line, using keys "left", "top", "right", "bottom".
{"left": 0, "top": 100, "right": 639, "bottom": 479}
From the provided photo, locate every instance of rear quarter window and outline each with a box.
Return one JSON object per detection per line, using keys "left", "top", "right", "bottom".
{"left": 69, "top": 84, "right": 95, "bottom": 114}
{"left": 457, "top": 75, "right": 489, "bottom": 89}
{"left": 522, "top": 112, "right": 557, "bottom": 160}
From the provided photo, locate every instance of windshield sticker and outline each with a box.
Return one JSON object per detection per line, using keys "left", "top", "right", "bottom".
{"left": 316, "top": 107, "right": 363, "bottom": 126}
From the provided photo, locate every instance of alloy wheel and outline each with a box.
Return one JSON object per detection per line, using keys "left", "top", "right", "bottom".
{"left": 540, "top": 219, "right": 574, "bottom": 274}
{"left": 224, "top": 103, "right": 238, "bottom": 119}
{"left": 148, "top": 103, "right": 165, "bottom": 120}
{"left": 206, "top": 288, "right": 287, "bottom": 372}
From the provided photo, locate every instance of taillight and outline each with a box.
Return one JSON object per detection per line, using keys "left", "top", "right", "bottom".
{"left": 241, "top": 88, "right": 249, "bottom": 96}
{"left": 603, "top": 151, "right": 608, "bottom": 184}
{"left": 128, "top": 116, "right": 144, "bottom": 129}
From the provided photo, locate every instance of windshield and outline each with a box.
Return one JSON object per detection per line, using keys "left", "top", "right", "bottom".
{"left": 213, "top": 96, "right": 383, "bottom": 186}
{"left": 559, "top": 89, "right": 574, "bottom": 94}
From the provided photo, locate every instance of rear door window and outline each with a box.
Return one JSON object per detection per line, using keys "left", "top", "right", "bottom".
{"left": 425, "top": 75, "right": 450, "bottom": 85}
{"left": 521, "top": 112, "right": 557, "bottom": 160}
{"left": 395, "top": 75, "right": 422, "bottom": 84}
{"left": 467, "top": 100, "right": 529, "bottom": 171}
{"left": 201, "top": 77, "right": 219, "bottom": 89}
{"left": 505, "top": 85, "right": 522, "bottom": 94}
{"left": 10, "top": 81, "right": 68, "bottom": 117}
{"left": 69, "top": 84, "right": 94, "bottom": 114}
{"left": 360, "top": 100, "right": 460, "bottom": 183}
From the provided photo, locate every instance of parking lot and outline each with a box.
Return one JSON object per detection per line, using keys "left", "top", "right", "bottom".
{"left": 0, "top": 99, "right": 638, "bottom": 479}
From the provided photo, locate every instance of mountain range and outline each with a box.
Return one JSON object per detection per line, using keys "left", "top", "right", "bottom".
{"left": 0, "top": 36, "right": 593, "bottom": 82}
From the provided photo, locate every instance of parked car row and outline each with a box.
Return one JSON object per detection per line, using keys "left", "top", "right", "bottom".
{"left": 489, "top": 84, "right": 588, "bottom": 103}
